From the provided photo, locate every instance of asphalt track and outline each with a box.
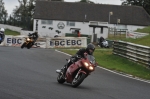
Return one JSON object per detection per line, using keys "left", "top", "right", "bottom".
{"left": 0, "top": 46, "right": 150, "bottom": 99}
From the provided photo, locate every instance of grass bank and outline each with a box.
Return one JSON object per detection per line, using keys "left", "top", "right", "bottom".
{"left": 5, "top": 29, "right": 20, "bottom": 36}
{"left": 108, "top": 26, "right": 150, "bottom": 46}
{"left": 58, "top": 49, "right": 150, "bottom": 80}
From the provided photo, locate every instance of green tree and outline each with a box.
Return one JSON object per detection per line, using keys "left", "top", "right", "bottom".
{"left": 121, "top": 0, "right": 150, "bottom": 15}
{"left": 0, "top": 0, "right": 8, "bottom": 24}
{"left": 79, "top": 0, "right": 94, "bottom": 3}
{"left": 12, "top": 0, "right": 36, "bottom": 30}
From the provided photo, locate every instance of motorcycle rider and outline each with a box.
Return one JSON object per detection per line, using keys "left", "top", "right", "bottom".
{"left": 0, "top": 28, "right": 5, "bottom": 44}
{"left": 28, "top": 31, "right": 38, "bottom": 45}
{"left": 62, "top": 43, "right": 95, "bottom": 77}
{"left": 99, "top": 36, "right": 105, "bottom": 47}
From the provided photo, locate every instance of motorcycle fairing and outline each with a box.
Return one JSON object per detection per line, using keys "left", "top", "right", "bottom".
{"left": 66, "top": 60, "right": 82, "bottom": 83}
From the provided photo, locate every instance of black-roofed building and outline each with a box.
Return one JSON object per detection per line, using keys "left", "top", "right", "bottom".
{"left": 33, "top": 1, "right": 150, "bottom": 39}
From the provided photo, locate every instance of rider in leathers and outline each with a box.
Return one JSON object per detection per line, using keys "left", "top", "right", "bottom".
{"left": 28, "top": 31, "right": 38, "bottom": 45}
{"left": 0, "top": 28, "right": 5, "bottom": 44}
{"left": 62, "top": 43, "right": 95, "bottom": 76}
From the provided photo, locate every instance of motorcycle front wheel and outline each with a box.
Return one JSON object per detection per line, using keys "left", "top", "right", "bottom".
{"left": 21, "top": 43, "right": 26, "bottom": 49}
{"left": 72, "top": 73, "right": 86, "bottom": 88}
{"left": 57, "top": 73, "right": 65, "bottom": 84}
{"left": 27, "top": 42, "right": 33, "bottom": 49}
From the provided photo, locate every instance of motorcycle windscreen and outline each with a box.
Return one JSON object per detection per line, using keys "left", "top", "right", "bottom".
{"left": 86, "top": 55, "right": 95, "bottom": 64}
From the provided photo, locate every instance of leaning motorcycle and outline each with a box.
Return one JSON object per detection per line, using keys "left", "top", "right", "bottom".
{"left": 0, "top": 34, "right": 5, "bottom": 44}
{"left": 56, "top": 53, "right": 97, "bottom": 88}
{"left": 98, "top": 40, "right": 109, "bottom": 48}
{"left": 21, "top": 37, "right": 34, "bottom": 49}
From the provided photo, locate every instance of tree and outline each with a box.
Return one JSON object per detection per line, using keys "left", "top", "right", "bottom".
{"left": 0, "top": 0, "right": 8, "bottom": 24}
{"left": 79, "top": 0, "right": 94, "bottom": 3}
{"left": 12, "top": 0, "right": 36, "bottom": 30}
{"left": 121, "top": 0, "right": 150, "bottom": 15}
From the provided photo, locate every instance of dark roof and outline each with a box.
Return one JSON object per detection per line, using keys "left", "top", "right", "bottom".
{"left": 34, "top": 1, "right": 150, "bottom": 26}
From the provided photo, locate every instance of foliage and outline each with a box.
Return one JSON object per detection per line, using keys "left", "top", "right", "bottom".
{"left": 121, "top": 0, "right": 150, "bottom": 15}
{"left": 0, "top": 0, "right": 8, "bottom": 24}
{"left": 7, "top": 0, "right": 36, "bottom": 30}
{"left": 79, "top": 0, "right": 94, "bottom": 3}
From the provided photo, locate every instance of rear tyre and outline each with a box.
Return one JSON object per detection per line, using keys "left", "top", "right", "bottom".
{"left": 72, "top": 73, "right": 86, "bottom": 88}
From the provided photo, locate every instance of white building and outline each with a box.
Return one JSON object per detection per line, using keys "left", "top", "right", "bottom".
{"left": 33, "top": 1, "right": 150, "bottom": 41}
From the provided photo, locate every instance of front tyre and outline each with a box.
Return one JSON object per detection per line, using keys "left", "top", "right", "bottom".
{"left": 21, "top": 43, "right": 26, "bottom": 49}
{"left": 57, "top": 73, "right": 65, "bottom": 84}
{"left": 72, "top": 73, "right": 86, "bottom": 88}
{"left": 27, "top": 42, "right": 33, "bottom": 49}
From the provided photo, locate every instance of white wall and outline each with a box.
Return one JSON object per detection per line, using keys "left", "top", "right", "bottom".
{"left": 0, "top": 24, "right": 33, "bottom": 36}
{"left": 0, "top": 24, "right": 21, "bottom": 32}
{"left": 1, "top": 21, "right": 146, "bottom": 40}
{"left": 33, "top": 19, "right": 109, "bottom": 39}
{"left": 127, "top": 25, "right": 145, "bottom": 32}
{"left": 109, "top": 24, "right": 145, "bottom": 32}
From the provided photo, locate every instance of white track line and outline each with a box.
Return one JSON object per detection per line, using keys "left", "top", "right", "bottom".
{"left": 55, "top": 49, "right": 150, "bottom": 84}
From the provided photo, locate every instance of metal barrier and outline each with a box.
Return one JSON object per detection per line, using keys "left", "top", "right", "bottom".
{"left": 113, "top": 40, "right": 150, "bottom": 68}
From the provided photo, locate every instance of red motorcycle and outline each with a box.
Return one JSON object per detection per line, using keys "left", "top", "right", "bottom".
{"left": 56, "top": 53, "right": 97, "bottom": 88}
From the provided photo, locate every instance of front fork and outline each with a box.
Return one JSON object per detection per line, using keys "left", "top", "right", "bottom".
{"left": 75, "top": 69, "right": 88, "bottom": 79}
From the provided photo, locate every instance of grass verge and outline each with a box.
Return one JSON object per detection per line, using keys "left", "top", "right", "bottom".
{"left": 57, "top": 48, "right": 150, "bottom": 80}
{"left": 5, "top": 29, "right": 20, "bottom": 36}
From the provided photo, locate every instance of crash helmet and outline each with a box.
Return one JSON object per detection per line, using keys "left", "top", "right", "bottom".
{"left": 86, "top": 43, "right": 95, "bottom": 55}
{"left": 0, "top": 28, "right": 5, "bottom": 32}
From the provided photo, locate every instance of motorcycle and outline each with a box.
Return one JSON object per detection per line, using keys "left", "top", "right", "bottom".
{"left": 0, "top": 34, "right": 5, "bottom": 44}
{"left": 98, "top": 40, "right": 109, "bottom": 48}
{"left": 21, "top": 37, "right": 34, "bottom": 49}
{"left": 56, "top": 53, "right": 97, "bottom": 88}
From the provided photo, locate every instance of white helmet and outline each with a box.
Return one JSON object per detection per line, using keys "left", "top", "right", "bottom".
{"left": 0, "top": 28, "right": 5, "bottom": 32}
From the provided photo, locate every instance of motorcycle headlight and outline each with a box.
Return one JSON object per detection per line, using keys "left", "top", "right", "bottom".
{"left": 84, "top": 62, "right": 94, "bottom": 70}
{"left": 84, "top": 62, "right": 89, "bottom": 67}
{"left": 89, "top": 66, "right": 94, "bottom": 70}
{"left": 27, "top": 38, "right": 30, "bottom": 41}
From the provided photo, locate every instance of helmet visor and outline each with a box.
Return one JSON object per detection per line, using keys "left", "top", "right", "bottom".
{"left": 89, "top": 49, "right": 94, "bottom": 55}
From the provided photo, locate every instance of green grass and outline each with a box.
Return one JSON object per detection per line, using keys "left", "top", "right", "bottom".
{"left": 56, "top": 26, "right": 150, "bottom": 80}
{"left": 108, "top": 34, "right": 150, "bottom": 46}
{"left": 5, "top": 29, "right": 20, "bottom": 36}
{"left": 108, "top": 26, "right": 150, "bottom": 46}
{"left": 58, "top": 49, "right": 150, "bottom": 80}
{"left": 136, "top": 26, "right": 150, "bottom": 34}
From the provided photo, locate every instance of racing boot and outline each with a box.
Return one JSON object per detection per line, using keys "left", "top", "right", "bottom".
{"left": 61, "top": 64, "right": 68, "bottom": 78}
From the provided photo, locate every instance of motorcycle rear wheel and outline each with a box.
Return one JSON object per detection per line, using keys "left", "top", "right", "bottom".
{"left": 57, "top": 73, "right": 65, "bottom": 84}
{"left": 72, "top": 73, "right": 86, "bottom": 88}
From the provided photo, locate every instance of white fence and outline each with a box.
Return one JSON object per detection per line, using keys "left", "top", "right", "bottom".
{"left": 0, "top": 24, "right": 33, "bottom": 36}
{"left": 113, "top": 41, "right": 150, "bottom": 68}
{"left": 126, "top": 31, "right": 149, "bottom": 39}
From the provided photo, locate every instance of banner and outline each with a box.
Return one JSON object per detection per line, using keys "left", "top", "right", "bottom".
{"left": 1, "top": 36, "right": 87, "bottom": 48}
{"left": 46, "top": 37, "right": 87, "bottom": 48}
{"left": 33, "top": 42, "right": 46, "bottom": 48}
